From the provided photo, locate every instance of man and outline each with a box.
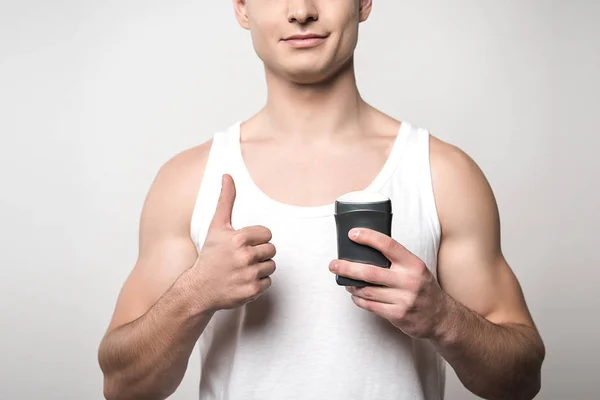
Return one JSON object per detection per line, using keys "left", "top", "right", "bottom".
{"left": 98, "top": 1, "right": 545, "bottom": 399}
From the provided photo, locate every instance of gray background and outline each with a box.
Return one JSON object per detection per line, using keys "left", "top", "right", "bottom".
{"left": 0, "top": 1, "right": 598, "bottom": 399}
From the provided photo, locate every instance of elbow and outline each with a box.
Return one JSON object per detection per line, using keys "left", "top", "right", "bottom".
{"left": 102, "top": 376, "right": 125, "bottom": 400}
{"left": 102, "top": 374, "right": 137, "bottom": 400}
{"left": 509, "top": 367, "right": 542, "bottom": 400}
{"left": 503, "top": 331, "right": 546, "bottom": 400}
{"left": 103, "top": 377, "right": 123, "bottom": 400}
{"left": 470, "top": 375, "right": 541, "bottom": 400}
{"left": 500, "top": 374, "right": 542, "bottom": 400}
{"left": 498, "top": 352, "right": 545, "bottom": 400}
{"left": 102, "top": 373, "right": 171, "bottom": 400}
{"left": 517, "top": 337, "right": 545, "bottom": 400}
{"left": 506, "top": 354, "right": 545, "bottom": 400}
{"left": 102, "top": 368, "right": 178, "bottom": 400}
{"left": 469, "top": 344, "right": 545, "bottom": 400}
{"left": 523, "top": 376, "right": 542, "bottom": 400}
{"left": 98, "top": 341, "right": 165, "bottom": 400}
{"left": 519, "top": 347, "right": 545, "bottom": 400}
{"left": 98, "top": 351, "right": 127, "bottom": 400}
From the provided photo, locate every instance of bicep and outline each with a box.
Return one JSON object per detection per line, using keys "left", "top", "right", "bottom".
{"left": 106, "top": 235, "right": 198, "bottom": 333}
{"left": 431, "top": 137, "right": 534, "bottom": 326}
{"left": 437, "top": 235, "right": 533, "bottom": 326}
{"left": 105, "top": 145, "right": 209, "bottom": 333}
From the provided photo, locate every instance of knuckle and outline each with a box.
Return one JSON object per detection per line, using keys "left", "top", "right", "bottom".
{"left": 252, "top": 265, "right": 264, "bottom": 280}
{"left": 393, "top": 308, "right": 407, "bottom": 320}
{"left": 404, "top": 292, "right": 418, "bottom": 309}
{"left": 341, "top": 262, "right": 352, "bottom": 276}
{"left": 247, "top": 282, "right": 262, "bottom": 298}
{"left": 409, "top": 292, "right": 419, "bottom": 306}
{"left": 360, "top": 298, "right": 372, "bottom": 311}
{"left": 232, "top": 232, "right": 247, "bottom": 248}
{"left": 365, "top": 267, "right": 381, "bottom": 283}
{"left": 414, "top": 260, "right": 427, "bottom": 274}
{"left": 383, "top": 237, "right": 396, "bottom": 254}
{"left": 242, "top": 267, "right": 257, "bottom": 282}
{"left": 238, "top": 248, "right": 254, "bottom": 265}
{"left": 366, "top": 230, "right": 378, "bottom": 241}
{"left": 405, "top": 276, "right": 420, "bottom": 292}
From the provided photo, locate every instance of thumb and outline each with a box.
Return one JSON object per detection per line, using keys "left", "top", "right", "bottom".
{"left": 210, "top": 174, "right": 236, "bottom": 228}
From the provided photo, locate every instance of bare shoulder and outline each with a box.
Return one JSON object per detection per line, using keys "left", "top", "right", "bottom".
{"left": 428, "top": 135, "right": 500, "bottom": 239}
{"left": 153, "top": 140, "right": 213, "bottom": 195}
{"left": 428, "top": 136, "right": 536, "bottom": 329}
{"left": 429, "top": 135, "right": 490, "bottom": 192}
{"left": 139, "top": 139, "right": 214, "bottom": 242}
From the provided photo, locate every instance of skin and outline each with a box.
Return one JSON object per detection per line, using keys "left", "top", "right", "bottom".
{"left": 330, "top": 138, "right": 545, "bottom": 399}
{"left": 98, "top": 1, "right": 545, "bottom": 399}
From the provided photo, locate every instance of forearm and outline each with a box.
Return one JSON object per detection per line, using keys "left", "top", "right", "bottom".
{"left": 432, "top": 295, "right": 545, "bottom": 400}
{"left": 99, "top": 273, "right": 214, "bottom": 400}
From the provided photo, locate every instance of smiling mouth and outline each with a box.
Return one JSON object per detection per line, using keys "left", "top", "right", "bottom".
{"left": 282, "top": 33, "right": 329, "bottom": 48}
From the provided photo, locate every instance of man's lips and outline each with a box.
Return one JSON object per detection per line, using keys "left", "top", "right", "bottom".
{"left": 282, "top": 33, "right": 328, "bottom": 48}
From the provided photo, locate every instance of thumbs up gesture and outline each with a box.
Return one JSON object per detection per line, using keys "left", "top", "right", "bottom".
{"left": 192, "top": 174, "right": 277, "bottom": 312}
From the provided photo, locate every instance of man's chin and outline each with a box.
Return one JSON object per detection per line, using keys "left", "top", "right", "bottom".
{"left": 283, "top": 66, "right": 336, "bottom": 86}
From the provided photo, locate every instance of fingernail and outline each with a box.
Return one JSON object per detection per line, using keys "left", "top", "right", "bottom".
{"left": 329, "top": 261, "right": 337, "bottom": 272}
{"left": 349, "top": 229, "right": 360, "bottom": 239}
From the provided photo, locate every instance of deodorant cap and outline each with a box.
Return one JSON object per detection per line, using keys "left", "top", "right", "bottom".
{"left": 335, "top": 191, "right": 392, "bottom": 214}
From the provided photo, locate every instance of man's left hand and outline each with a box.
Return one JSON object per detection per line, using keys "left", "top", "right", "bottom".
{"left": 329, "top": 228, "right": 449, "bottom": 340}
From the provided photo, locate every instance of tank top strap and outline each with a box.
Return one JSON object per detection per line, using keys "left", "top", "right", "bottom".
{"left": 382, "top": 122, "right": 441, "bottom": 251}
{"left": 189, "top": 125, "right": 239, "bottom": 249}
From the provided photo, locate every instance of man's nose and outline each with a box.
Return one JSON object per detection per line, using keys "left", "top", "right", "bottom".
{"left": 287, "top": 0, "right": 319, "bottom": 23}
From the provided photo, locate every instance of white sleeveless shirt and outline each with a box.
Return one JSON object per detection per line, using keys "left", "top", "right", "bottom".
{"left": 190, "top": 121, "right": 445, "bottom": 399}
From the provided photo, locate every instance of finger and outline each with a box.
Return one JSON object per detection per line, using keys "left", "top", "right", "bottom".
{"left": 351, "top": 295, "right": 397, "bottom": 320}
{"left": 247, "top": 276, "right": 273, "bottom": 303}
{"left": 348, "top": 228, "right": 412, "bottom": 263}
{"left": 329, "top": 259, "right": 395, "bottom": 287}
{"left": 346, "top": 285, "right": 403, "bottom": 305}
{"left": 256, "top": 260, "right": 277, "bottom": 279}
{"left": 252, "top": 243, "right": 276, "bottom": 262}
{"left": 237, "top": 225, "right": 273, "bottom": 246}
{"left": 210, "top": 174, "right": 236, "bottom": 228}
{"left": 257, "top": 276, "right": 272, "bottom": 292}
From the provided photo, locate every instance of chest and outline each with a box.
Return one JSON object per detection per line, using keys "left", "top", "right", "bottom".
{"left": 229, "top": 196, "right": 438, "bottom": 286}
{"left": 240, "top": 137, "right": 394, "bottom": 207}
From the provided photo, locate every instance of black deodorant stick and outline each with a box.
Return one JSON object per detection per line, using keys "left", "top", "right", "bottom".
{"left": 334, "top": 191, "right": 393, "bottom": 287}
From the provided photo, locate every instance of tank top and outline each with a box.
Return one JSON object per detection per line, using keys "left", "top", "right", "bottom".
{"left": 190, "top": 121, "right": 445, "bottom": 400}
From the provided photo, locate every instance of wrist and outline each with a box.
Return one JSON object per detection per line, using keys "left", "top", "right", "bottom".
{"left": 173, "top": 268, "right": 217, "bottom": 321}
{"left": 430, "top": 291, "right": 460, "bottom": 345}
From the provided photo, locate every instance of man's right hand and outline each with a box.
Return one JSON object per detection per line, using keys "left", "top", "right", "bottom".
{"left": 100, "top": 149, "right": 272, "bottom": 400}
{"left": 189, "top": 174, "right": 276, "bottom": 313}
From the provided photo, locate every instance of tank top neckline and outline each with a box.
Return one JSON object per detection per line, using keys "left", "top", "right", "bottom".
{"left": 227, "top": 121, "right": 411, "bottom": 218}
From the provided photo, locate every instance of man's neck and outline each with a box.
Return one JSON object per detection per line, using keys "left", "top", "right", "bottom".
{"left": 258, "top": 61, "right": 371, "bottom": 140}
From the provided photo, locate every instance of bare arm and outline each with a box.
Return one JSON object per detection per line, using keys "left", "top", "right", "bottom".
{"left": 328, "top": 136, "right": 545, "bottom": 398}
{"left": 98, "top": 143, "right": 213, "bottom": 400}
{"left": 430, "top": 137, "right": 545, "bottom": 399}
